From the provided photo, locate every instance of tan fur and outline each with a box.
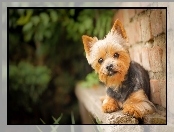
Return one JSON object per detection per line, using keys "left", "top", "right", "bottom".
{"left": 122, "top": 89, "right": 155, "bottom": 118}
{"left": 112, "top": 19, "right": 128, "bottom": 41}
{"left": 101, "top": 95, "right": 119, "bottom": 113}
{"left": 91, "top": 47, "right": 130, "bottom": 87}
{"left": 82, "top": 35, "right": 98, "bottom": 63}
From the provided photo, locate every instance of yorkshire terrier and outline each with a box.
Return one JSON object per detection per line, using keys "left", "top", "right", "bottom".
{"left": 82, "top": 19, "right": 155, "bottom": 119}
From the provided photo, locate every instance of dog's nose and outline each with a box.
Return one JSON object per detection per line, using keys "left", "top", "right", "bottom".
{"left": 106, "top": 64, "right": 113, "bottom": 71}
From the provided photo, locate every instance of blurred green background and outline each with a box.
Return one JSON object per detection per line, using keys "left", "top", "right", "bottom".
{"left": 8, "top": 8, "right": 115, "bottom": 124}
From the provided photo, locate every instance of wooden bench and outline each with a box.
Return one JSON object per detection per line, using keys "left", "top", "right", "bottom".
{"left": 75, "top": 84, "right": 166, "bottom": 124}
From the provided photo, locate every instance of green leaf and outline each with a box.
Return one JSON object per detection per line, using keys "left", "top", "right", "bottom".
{"left": 17, "top": 9, "right": 33, "bottom": 25}
{"left": 70, "top": 9, "right": 75, "bottom": 16}
{"left": 52, "top": 113, "right": 63, "bottom": 124}
{"left": 40, "top": 118, "right": 46, "bottom": 124}
{"left": 31, "top": 16, "right": 40, "bottom": 26}
{"left": 44, "top": 30, "right": 52, "bottom": 39}
{"left": 22, "top": 21, "right": 33, "bottom": 32}
{"left": 50, "top": 10, "right": 58, "bottom": 22}
{"left": 24, "top": 29, "right": 33, "bottom": 42}
{"left": 40, "top": 12, "right": 50, "bottom": 26}
{"left": 84, "top": 18, "right": 92, "bottom": 29}
{"left": 34, "top": 31, "right": 44, "bottom": 42}
{"left": 79, "top": 24, "right": 86, "bottom": 34}
{"left": 106, "top": 17, "right": 112, "bottom": 33}
{"left": 71, "top": 111, "right": 75, "bottom": 124}
{"left": 96, "top": 117, "right": 102, "bottom": 124}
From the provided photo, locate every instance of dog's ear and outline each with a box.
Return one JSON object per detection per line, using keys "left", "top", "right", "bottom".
{"left": 82, "top": 35, "right": 98, "bottom": 64}
{"left": 111, "top": 19, "right": 127, "bottom": 40}
{"left": 82, "top": 35, "right": 98, "bottom": 55}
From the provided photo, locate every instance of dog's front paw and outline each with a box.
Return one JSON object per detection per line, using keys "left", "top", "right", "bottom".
{"left": 102, "top": 97, "right": 119, "bottom": 113}
{"left": 122, "top": 89, "right": 155, "bottom": 118}
{"left": 102, "top": 103, "right": 118, "bottom": 113}
{"left": 123, "top": 104, "right": 143, "bottom": 118}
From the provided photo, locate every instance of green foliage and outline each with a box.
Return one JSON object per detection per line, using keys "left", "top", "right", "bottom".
{"left": 16, "top": 9, "right": 33, "bottom": 25}
{"left": 10, "top": 9, "right": 114, "bottom": 43}
{"left": 88, "top": 114, "right": 103, "bottom": 132}
{"left": 9, "top": 9, "right": 114, "bottom": 66}
{"left": 96, "top": 117, "right": 102, "bottom": 124}
{"left": 39, "top": 118, "right": 46, "bottom": 124}
{"left": 38, "top": 113, "right": 76, "bottom": 132}
{"left": 52, "top": 113, "right": 63, "bottom": 124}
{"left": 80, "top": 71, "right": 100, "bottom": 88}
{"left": 40, "top": 113, "right": 63, "bottom": 124}
{"left": 71, "top": 111, "right": 75, "bottom": 124}
{"left": 8, "top": 8, "right": 115, "bottom": 124}
{"left": 39, "top": 112, "right": 76, "bottom": 125}
{"left": 9, "top": 61, "right": 51, "bottom": 112}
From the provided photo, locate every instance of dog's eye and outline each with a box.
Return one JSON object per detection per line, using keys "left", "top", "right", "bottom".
{"left": 114, "top": 53, "right": 119, "bottom": 58}
{"left": 98, "top": 58, "right": 103, "bottom": 64}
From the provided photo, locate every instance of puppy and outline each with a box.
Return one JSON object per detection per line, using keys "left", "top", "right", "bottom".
{"left": 82, "top": 19, "right": 155, "bottom": 119}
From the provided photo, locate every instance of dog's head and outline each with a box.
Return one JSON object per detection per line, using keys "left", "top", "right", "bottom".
{"left": 82, "top": 19, "right": 131, "bottom": 87}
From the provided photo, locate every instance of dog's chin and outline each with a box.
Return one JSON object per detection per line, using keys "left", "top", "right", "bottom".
{"left": 107, "top": 71, "right": 118, "bottom": 76}
{"left": 98, "top": 70, "right": 123, "bottom": 87}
